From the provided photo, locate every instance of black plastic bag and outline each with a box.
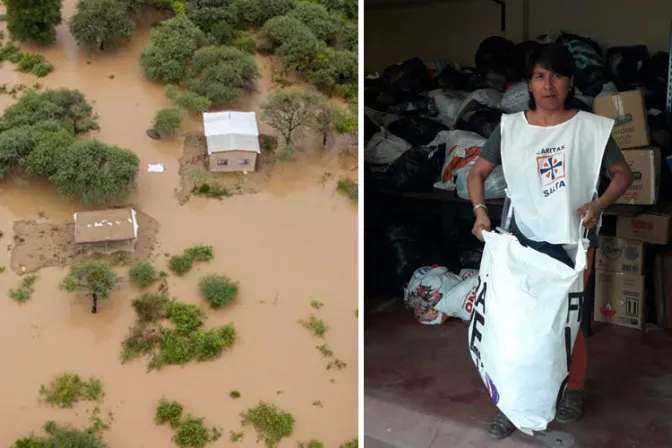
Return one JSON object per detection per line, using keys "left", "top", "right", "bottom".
{"left": 436, "top": 63, "right": 470, "bottom": 90}
{"left": 364, "top": 84, "right": 401, "bottom": 111}
{"left": 387, "top": 116, "right": 448, "bottom": 147}
{"left": 385, "top": 146, "right": 443, "bottom": 191}
{"left": 380, "top": 58, "right": 432, "bottom": 93}
{"left": 475, "top": 36, "right": 518, "bottom": 82}
{"left": 363, "top": 114, "right": 379, "bottom": 145}
{"left": 606, "top": 45, "right": 651, "bottom": 91}
{"left": 560, "top": 33, "right": 607, "bottom": 96}
{"left": 457, "top": 106, "right": 503, "bottom": 138}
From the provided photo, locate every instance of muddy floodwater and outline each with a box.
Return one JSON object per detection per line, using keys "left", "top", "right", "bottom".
{"left": 0, "top": 2, "right": 358, "bottom": 447}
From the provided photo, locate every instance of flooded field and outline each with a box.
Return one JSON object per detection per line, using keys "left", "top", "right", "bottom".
{"left": 0, "top": 2, "right": 358, "bottom": 447}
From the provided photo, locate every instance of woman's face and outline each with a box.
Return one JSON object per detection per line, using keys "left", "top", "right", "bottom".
{"left": 528, "top": 65, "right": 574, "bottom": 111}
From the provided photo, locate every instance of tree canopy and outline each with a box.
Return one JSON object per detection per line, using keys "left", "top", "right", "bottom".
{"left": 4, "top": 0, "right": 64, "bottom": 45}
{"left": 261, "top": 87, "right": 325, "bottom": 146}
{"left": 69, "top": 0, "right": 136, "bottom": 51}
{"left": 61, "top": 261, "right": 121, "bottom": 301}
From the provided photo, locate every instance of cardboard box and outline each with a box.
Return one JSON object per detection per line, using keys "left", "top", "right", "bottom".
{"left": 594, "top": 90, "right": 651, "bottom": 149}
{"left": 596, "top": 236, "right": 644, "bottom": 275}
{"left": 594, "top": 270, "right": 644, "bottom": 329}
{"left": 616, "top": 210, "right": 671, "bottom": 245}
{"left": 654, "top": 250, "right": 672, "bottom": 329}
{"left": 615, "top": 148, "right": 660, "bottom": 205}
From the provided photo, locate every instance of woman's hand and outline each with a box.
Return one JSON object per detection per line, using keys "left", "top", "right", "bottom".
{"left": 577, "top": 200, "right": 603, "bottom": 228}
{"left": 472, "top": 210, "right": 491, "bottom": 242}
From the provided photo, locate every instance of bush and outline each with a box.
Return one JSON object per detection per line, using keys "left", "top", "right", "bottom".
{"left": 32, "top": 61, "right": 54, "bottom": 77}
{"left": 129, "top": 261, "right": 158, "bottom": 288}
{"left": 69, "top": 0, "right": 135, "bottom": 51}
{"left": 183, "top": 245, "right": 214, "bottom": 262}
{"left": 287, "top": 2, "right": 338, "bottom": 42}
{"left": 199, "top": 274, "right": 239, "bottom": 309}
{"left": 48, "top": 139, "right": 140, "bottom": 204}
{"left": 337, "top": 178, "right": 357, "bottom": 202}
{"left": 187, "top": 2, "right": 238, "bottom": 40}
{"left": 149, "top": 325, "right": 236, "bottom": 369}
{"left": 166, "top": 301, "right": 204, "bottom": 334}
{"left": 174, "top": 416, "right": 221, "bottom": 448}
{"left": 334, "top": 20, "right": 357, "bottom": 52}
{"left": 0, "top": 88, "right": 99, "bottom": 134}
{"left": 241, "top": 402, "right": 295, "bottom": 448}
{"left": 9, "top": 274, "right": 38, "bottom": 303}
{"left": 156, "top": 398, "right": 184, "bottom": 428}
{"left": 4, "top": 0, "right": 63, "bottom": 45}
{"left": 140, "top": 15, "right": 206, "bottom": 83}
{"left": 132, "top": 292, "right": 170, "bottom": 323}
{"left": 231, "top": 0, "right": 295, "bottom": 28}
{"left": 300, "top": 314, "right": 328, "bottom": 337}
{"left": 24, "top": 122, "right": 77, "bottom": 177}
{"left": 261, "top": 16, "right": 324, "bottom": 70}
{"left": 166, "top": 85, "right": 211, "bottom": 115}
{"left": 41, "top": 423, "right": 109, "bottom": 448}
{"left": 307, "top": 48, "right": 357, "bottom": 96}
{"left": 168, "top": 254, "right": 193, "bottom": 275}
{"left": 184, "top": 46, "right": 258, "bottom": 106}
{"left": 168, "top": 245, "right": 214, "bottom": 275}
{"left": 152, "top": 107, "right": 183, "bottom": 138}
{"left": 39, "top": 373, "right": 104, "bottom": 408}
{"left": 231, "top": 32, "right": 256, "bottom": 53}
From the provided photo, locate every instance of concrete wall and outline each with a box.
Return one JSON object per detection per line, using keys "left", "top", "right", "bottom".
{"left": 209, "top": 151, "right": 257, "bottom": 173}
{"left": 365, "top": 0, "right": 672, "bottom": 72}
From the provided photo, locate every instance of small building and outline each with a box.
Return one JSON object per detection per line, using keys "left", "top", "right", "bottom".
{"left": 73, "top": 208, "right": 138, "bottom": 253}
{"left": 203, "top": 111, "right": 261, "bottom": 173}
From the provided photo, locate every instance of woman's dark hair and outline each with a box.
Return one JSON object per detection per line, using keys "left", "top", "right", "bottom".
{"left": 526, "top": 42, "right": 577, "bottom": 110}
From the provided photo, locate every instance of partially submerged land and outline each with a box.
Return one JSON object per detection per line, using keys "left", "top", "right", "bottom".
{"left": 0, "top": 0, "right": 358, "bottom": 446}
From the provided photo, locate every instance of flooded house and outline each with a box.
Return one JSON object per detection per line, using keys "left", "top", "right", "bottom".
{"left": 73, "top": 208, "right": 139, "bottom": 253}
{"left": 203, "top": 111, "right": 261, "bottom": 173}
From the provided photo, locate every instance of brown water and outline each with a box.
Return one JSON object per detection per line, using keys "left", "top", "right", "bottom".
{"left": 0, "top": 4, "right": 358, "bottom": 447}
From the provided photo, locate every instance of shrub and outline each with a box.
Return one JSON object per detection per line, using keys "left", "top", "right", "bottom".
{"left": 183, "top": 245, "right": 214, "bottom": 262}
{"left": 300, "top": 315, "right": 328, "bottom": 337}
{"left": 168, "top": 254, "right": 193, "bottom": 275}
{"left": 231, "top": 32, "right": 256, "bottom": 53}
{"left": 4, "top": 0, "right": 63, "bottom": 45}
{"left": 32, "top": 62, "right": 54, "bottom": 77}
{"left": 140, "top": 15, "right": 206, "bottom": 83}
{"left": 149, "top": 325, "right": 236, "bottom": 369}
{"left": 231, "top": 0, "right": 295, "bottom": 28}
{"left": 199, "top": 274, "right": 239, "bottom": 309}
{"left": 39, "top": 373, "right": 104, "bottom": 408}
{"left": 24, "top": 123, "right": 77, "bottom": 177}
{"left": 307, "top": 48, "right": 357, "bottom": 96}
{"left": 0, "top": 88, "right": 98, "bottom": 134}
{"left": 9, "top": 274, "right": 38, "bottom": 303}
{"left": 174, "top": 416, "right": 221, "bottom": 448}
{"left": 132, "top": 292, "right": 170, "bottom": 323}
{"left": 152, "top": 107, "right": 183, "bottom": 138}
{"left": 166, "top": 85, "right": 211, "bottom": 115}
{"left": 241, "top": 402, "right": 295, "bottom": 448}
{"left": 261, "top": 16, "right": 324, "bottom": 70}
{"left": 69, "top": 0, "right": 135, "bottom": 51}
{"left": 184, "top": 46, "right": 258, "bottom": 106}
{"left": 17, "top": 53, "right": 46, "bottom": 72}
{"left": 337, "top": 178, "right": 357, "bottom": 202}
{"left": 129, "top": 261, "right": 158, "bottom": 288}
{"left": 156, "top": 398, "right": 184, "bottom": 428}
{"left": 166, "top": 301, "right": 204, "bottom": 334}
{"left": 49, "top": 139, "right": 140, "bottom": 204}
{"left": 287, "top": 2, "right": 338, "bottom": 42}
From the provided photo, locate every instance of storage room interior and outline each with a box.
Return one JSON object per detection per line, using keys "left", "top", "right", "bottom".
{"left": 363, "top": 0, "right": 672, "bottom": 446}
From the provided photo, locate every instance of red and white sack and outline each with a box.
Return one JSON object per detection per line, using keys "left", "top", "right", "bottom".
{"left": 404, "top": 265, "right": 462, "bottom": 325}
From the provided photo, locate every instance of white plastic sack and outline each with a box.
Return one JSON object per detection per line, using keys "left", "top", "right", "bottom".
{"left": 364, "top": 130, "right": 412, "bottom": 165}
{"left": 500, "top": 81, "right": 530, "bottom": 113}
{"left": 426, "top": 89, "right": 468, "bottom": 126}
{"left": 432, "top": 130, "right": 486, "bottom": 191}
{"left": 404, "top": 265, "right": 462, "bottom": 325}
{"left": 468, "top": 228, "right": 587, "bottom": 435}
{"left": 434, "top": 269, "right": 480, "bottom": 321}
{"left": 456, "top": 164, "right": 507, "bottom": 200}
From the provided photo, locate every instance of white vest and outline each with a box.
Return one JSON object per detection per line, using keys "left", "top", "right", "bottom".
{"left": 500, "top": 111, "right": 614, "bottom": 245}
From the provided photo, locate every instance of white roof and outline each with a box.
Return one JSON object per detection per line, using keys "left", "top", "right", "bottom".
{"left": 202, "top": 111, "right": 261, "bottom": 154}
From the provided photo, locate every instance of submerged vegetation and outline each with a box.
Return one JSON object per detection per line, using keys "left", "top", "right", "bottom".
{"left": 156, "top": 399, "right": 222, "bottom": 448}
{"left": 168, "top": 244, "right": 215, "bottom": 275}
{"left": 241, "top": 402, "right": 295, "bottom": 448}
{"left": 9, "top": 274, "right": 38, "bottom": 303}
{"left": 39, "top": 373, "right": 104, "bottom": 408}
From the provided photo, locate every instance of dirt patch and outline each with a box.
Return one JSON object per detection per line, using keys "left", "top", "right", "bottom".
{"left": 175, "top": 131, "right": 278, "bottom": 204}
{"left": 10, "top": 210, "right": 160, "bottom": 274}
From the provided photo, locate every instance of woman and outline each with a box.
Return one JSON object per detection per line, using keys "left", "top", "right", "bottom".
{"left": 467, "top": 42, "right": 633, "bottom": 440}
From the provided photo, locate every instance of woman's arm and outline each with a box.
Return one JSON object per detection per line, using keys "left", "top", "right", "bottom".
{"left": 467, "top": 157, "right": 497, "bottom": 207}
{"left": 595, "top": 159, "right": 632, "bottom": 211}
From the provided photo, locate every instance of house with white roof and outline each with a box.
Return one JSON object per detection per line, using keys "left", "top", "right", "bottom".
{"left": 202, "top": 111, "right": 261, "bottom": 173}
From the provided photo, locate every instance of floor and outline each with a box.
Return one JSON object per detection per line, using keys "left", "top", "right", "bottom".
{"left": 364, "top": 303, "right": 672, "bottom": 448}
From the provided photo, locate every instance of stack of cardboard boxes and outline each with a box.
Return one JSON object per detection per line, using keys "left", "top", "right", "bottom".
{"left": 593, "top": 90, "right": 672, "bottom": 330}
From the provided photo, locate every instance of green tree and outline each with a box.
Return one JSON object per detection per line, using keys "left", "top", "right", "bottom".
{"left": 307, "top": 48, "right": 357, "bottom": 98}
{"left": 69, "top": 0, "right": 136, "bottom": 51}
{"left": 140, "top": 14, "right": 206, "bottom": 83}
{"left": 311, "top": 102, "right": 340, "bottom": 147}
{"left": 287, "top": 1, "right": 337, "bottom": 42}
{"left": 152, "top": 107, "right": 183, "bottom": 138}
{"left": 4, "top": 0, "right": 64, "bottom": 45}
{"left": 186, "top": 1, "right": 238, "bottom": 44}
{"left": 0, "top": 88, "right": 99, "bottom": 134}
{"left": 231, "top": 0, "right": 294, "bottom": 28}
{"left": 49, "top": 139, "right": 140, "bottom": 204}
{"left": 165, "top": 85, "right": 211, "bottom": 115}
{"left": 334, "top": 20, "right": 357, "bottom": 52}
{"left": 261, "top": 15, "right": 324, "bottom": 71}
{"left": 261, "top": 87, "right": 324, "bottom": 147}
{"left": 61, "top": 261, "right": 121, "bottom": 314}
{"left": 184, "top": 45, "right": 258, "bottom": 106}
